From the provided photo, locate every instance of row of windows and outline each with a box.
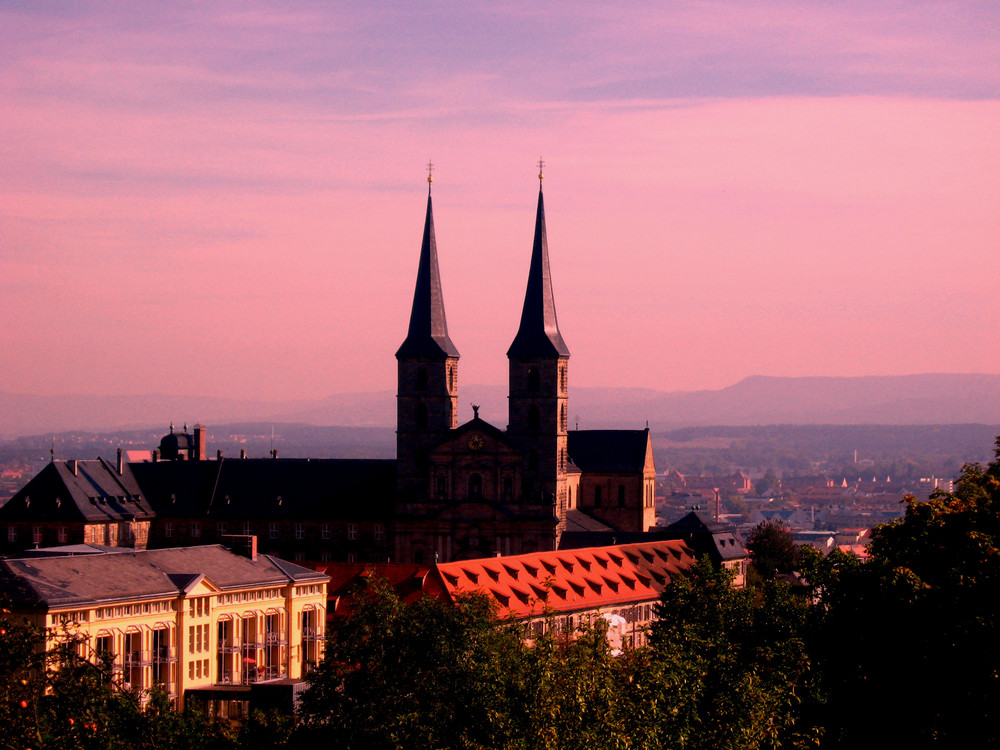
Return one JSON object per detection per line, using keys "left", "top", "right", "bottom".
{"left": 588, "top": 483, "right": 656, "bottom": 509}
{"left": 188, "top": 658, "right": 211, "bottom": 680}
{"left": 96, "top": 600, "right": 177, "bottom": 620}
{"left": 215, "top": 589, "right": 282, "bottom": 606}
{"left": 161, "top": 521, "right": 384, "bottom": 541}
{"left": 188, "top": 596, "right": 210, "bottom": 618}
{"left": 189, "top": 623, "right": 210, "bottom": 653}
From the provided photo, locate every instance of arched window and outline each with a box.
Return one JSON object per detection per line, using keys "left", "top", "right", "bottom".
{"left": 560, "top": 403, "right": 567, "bottom": 431}
{"left": 527, "top": 367, "right": 540, "bottom": 392}
{"left": 469, "top": 473, "right": 483, "bottom": 498}
{"left": 416, "top": 367, "right": 428, "bottom": 391}
{"left": 502, "top": 477, "right": 513, "bottom": 502}
{"left": 436, "top": 475, "right": 447, "bottom": 498}
{"left": 448, "top": 366, "right": 455, "bottom": 392}
{"left": 528, "top": 405, "right": 541, "bottom": 432}
{"left": 416, "top": 402, "right": 428, "bottom": 429}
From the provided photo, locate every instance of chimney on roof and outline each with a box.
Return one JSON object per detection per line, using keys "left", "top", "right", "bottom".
{"left": 68, "top": 459, "right": 78, "bottom": 476}
{"left": 117, "top": 448, "right": 124, "bottom": 474}
{"left": 223, "top": 534, "right": 258, "bottom": 561}
{"left": 152, "top": 448, "right": 160, "bottom": 462}
{"left": 217, "top": 449, "right": 223, "bottom": 461}
{"left": 240, "top": 449, "right": 246, "bottom": 459}
{"left": 270, "top": 449, "right": 278, "bottom": 459}
{"left": 194, "top": 424, "right": 207, "bottom": 461}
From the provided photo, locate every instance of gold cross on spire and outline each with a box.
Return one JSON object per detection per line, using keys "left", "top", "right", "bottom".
{"left": 426, "top": 159, "right": 435, "bottom": 192}
{"left": 537, "top": 157, "right": 545, "bottom": 184}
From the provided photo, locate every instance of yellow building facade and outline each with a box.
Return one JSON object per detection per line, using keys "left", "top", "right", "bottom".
{"left": 0, "top": 540, "right": 328, "bottom": 717}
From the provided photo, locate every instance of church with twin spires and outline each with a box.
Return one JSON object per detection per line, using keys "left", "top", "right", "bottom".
{"left": 0, "top": 170, "right": 658, "bottom": 566}
{"left": 392, "top": 170, "right": 657, "bottom": 564}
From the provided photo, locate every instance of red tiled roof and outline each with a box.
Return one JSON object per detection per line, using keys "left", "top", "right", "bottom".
{"left": 434, "top": 540, "right": 696, "bottom": 619}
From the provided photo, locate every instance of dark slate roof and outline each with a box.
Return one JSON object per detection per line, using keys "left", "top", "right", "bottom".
{"left": 663, "top": 511, "right": 746, "bottom": 562}
{"left": 159, "top": 428, "right": 195, "bottom": 459}
{"left": 396, "top": 191, "right": 460, "bottom": 359}
{"left": 0, "top": 544, "right": 328, "bottom": 610}
{"left": 567, "top": 429, "right": 650, "bottom": 473}
{"left": 507, "top": 188, "right": 570, "bottom": 359}
{"left": 0, "top": 459, "right": 154, "bottom": 523}
{"left": 130, "top": 458, "right": 396, "bottom": 521}
{"left": 563, "top": 508, "right": 614, "bottom": 533}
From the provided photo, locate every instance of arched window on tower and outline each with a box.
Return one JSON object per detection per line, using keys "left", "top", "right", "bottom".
{"left": 528, "top": 405, "right": 541, "bottom": 432}
{"left": 560, "top": 404, "right": 567, "bottom": 432}
{"left": 527, "top": 367, "right": 540, "bottom": 392}
{"left": 448, "top": 366, "right": 455, "bottom": 392}
{"left": 416, "top": 402, "right": 428, "bottom": 429}
{"left": 416, "top": 367, "right": 428, "bottom": 391}
{"left": 502, "top": 476, "right": 513, "bottom": 502}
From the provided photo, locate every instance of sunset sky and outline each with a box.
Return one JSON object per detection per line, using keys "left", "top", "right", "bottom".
{"left": 3, "top": 1, "right": 998, "bottom": 405}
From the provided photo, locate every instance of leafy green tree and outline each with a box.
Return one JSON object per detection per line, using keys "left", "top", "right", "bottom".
{"left": 817, "top": 439, "right": 1000, "bottom": 748}
{"left": 0, "top": 605, "right": 238, "bottom": 750}
{"left": 297, "top": 578, "right": 530, "bottom": 750}
{"left": 745, "top": 518, "right": 799, "bottom": 580}
{"left": 649, "top": 557, "right": 821, "bottom": 750}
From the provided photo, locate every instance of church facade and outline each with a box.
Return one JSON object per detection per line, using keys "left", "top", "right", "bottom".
{"left": 391, "top": 177, "right": 656, "bottom": 563}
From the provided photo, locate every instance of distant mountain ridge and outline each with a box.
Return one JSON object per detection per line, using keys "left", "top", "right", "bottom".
{"left": 2, "top": 373, "right": 998, "bottom": 439}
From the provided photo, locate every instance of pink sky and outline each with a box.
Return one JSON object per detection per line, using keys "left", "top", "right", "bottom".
{"left": 2, "top": 2, "right": 998, "bottom": 401}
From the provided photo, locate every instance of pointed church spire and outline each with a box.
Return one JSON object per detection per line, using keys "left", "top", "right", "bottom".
{"left": 396, "top": 177, "right": 459, "bottom": 359}
{"left": 507, "top": 175, "right": 570, "bottom": 358}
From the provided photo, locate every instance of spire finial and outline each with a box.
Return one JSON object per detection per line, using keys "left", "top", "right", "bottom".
{"left": 537, "top": 157, "right": 544, "bottom": 188}
{"left": 426, "top": 159, "right": 434, "bottom": 194}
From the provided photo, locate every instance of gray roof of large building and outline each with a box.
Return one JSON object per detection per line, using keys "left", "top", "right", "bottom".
{"left": 561, "top": 511, "right": 746, "bottom": 563}
{"left": 567, "top": 429, "right": 650, "bottom": 473}
{"left": 0, "top": 459, "right": 154, "bottom": 523}
{"left": 130, "top": 458, "right": 396, "bottom": 521}
{"left": 663, "top": 511, "right": 746, "bottom": 562}
{"left": 507, "top": 187, "right": 570, "bottom": 359}
{"left": 0, "top": 544, "right": 328, "bottom": 610}
{"left": 396, "top": 191, "right": 460, "bottom": 359}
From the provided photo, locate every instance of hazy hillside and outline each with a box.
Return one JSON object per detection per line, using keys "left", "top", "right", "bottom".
{"left": 2, "top": 373, "right": 999, "bottom": 439}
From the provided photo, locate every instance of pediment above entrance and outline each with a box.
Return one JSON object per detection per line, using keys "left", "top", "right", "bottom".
{"left": 431, "top": 418, "right": 520, "bottom": 459}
